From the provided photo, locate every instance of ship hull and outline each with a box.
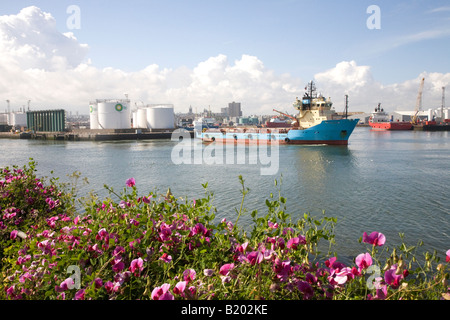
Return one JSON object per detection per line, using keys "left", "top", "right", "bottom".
{"left": 197, "top": 119, "right": 359, "bottom": 145}
{"left": 369, "top": 121, "right": 412, "bottom": 130}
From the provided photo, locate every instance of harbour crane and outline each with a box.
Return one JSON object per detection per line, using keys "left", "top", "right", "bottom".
{"left": 273, "top": 109, "right": 299, "bottom": 127}
{"left": 411, "top": 77, "right": 425, "bottom": 125}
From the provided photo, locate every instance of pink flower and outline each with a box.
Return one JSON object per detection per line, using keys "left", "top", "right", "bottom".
{"left": 56, "top": 278, "right": 74, "bottom": 292}
{"left": 183, "top": 269, "right": 196, "bottom": 282}
{"left": 130, "top": 258, "right": 144, "bottom": 275}
{"left": 368, "top": 281, "right": 388, "bottom": 300}
{"left": 159, "top": 253, "right": 172, "bottom": 263}
{"left": 247, "top": 251, "right": 264, "bottom": 265}
{"left": 355, "top": 252, "right": 373, "bottom": 270}
{"left": 74, "top": 289, "right": 85, "bottom": 300}
{"left": 151, "top": 283, "right": 174, "bottom": 300}
{"left": 203, "top": 269, "right": 214, "bottom": 277}
{"left": 219, "top": 263, "right": 234, "bottom": 276}
{"left": 446, "top": 249, "right": 450, "bottom": 263}
{"left": 126, "top": 178, "right": 136, "bottom": 187}
{"left": 297, "top": 281, "right": 314, "bottom": 300}
{"left": 112, "top": 261, "right": 125, "bottom": 273}
{"left": 104, "top": 281, "right": 121, "bottom": 294}
{"left": 142, "top": 196, "right": 151, "bottom": 204}
{"left": 384, "top": 264, "right": 403, "bottom": 289}
{"left": 94, "top": 278, "right": 103, "bottom": 289}
{"left": 287, "top": 236, "right": 305, "bottom": 250}
{"left": 113, "top": 246, "right": 125, "bottom": 256}
{"left": 268, "top": 221, "right": 278, "bottom": 229}
{"left": 96, "top": 228, "right": 108, "bottom": 240}
{"left": 173, "top": 281, "right": 187, "bottom": 295}
{"left": 329, "top": 267, "right": 354, "bottom": 285}
{"left": 363, "top": 231, "right": 386, "bottom": 247}
{"left": 10, "top": 230, "right": 18, "bottom": 240}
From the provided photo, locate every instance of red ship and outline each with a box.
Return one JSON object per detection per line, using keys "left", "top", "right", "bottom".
{"left": 265, "top": 116, "right": 291, "bottom": 128}
{"left": 368, "top": 103, "right": 412, "bottom": 130}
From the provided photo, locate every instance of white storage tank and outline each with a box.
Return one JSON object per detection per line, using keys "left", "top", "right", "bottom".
{"left": 0, "top": 113, "right": 7, "bottom": 125}
{"left": 97, "top": 99, "right": 131, "bottom": 129}
{"left": 9, "top": 112, "right": 27, "bottom": 127}
{"left": 427, "top": 108, "right": 434, "bottom": 121}
{"left": 146, "top": 105, "right": 175, "bottom": 129}
{"left": 132, "top": 111, "right": 137, "bottom": 128}
{"left": 89, "top": 102, "right": 100, "bottom": 129}
{"left": 137, "top": 108, "right": 148, "bottom": 128}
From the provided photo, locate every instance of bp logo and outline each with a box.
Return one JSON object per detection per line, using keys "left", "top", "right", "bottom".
{"left": 115, "top": 103, "right": 124, "bottom": 112}
{"left": 89, "top": 106, "right": 93, "bottom": 113}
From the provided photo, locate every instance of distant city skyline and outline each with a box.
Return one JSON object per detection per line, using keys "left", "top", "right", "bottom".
{"left": 0, "top": 1, "right": 449, "bottom": 115}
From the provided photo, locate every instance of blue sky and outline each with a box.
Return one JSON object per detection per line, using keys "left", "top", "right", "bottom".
{"left": 1, "top": 1, "right": 449, "bottom": 114}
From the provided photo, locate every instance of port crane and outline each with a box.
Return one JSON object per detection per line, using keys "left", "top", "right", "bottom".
{"left": 411, "top": 77, "right": 425, "bottom": 125}
{"left": 272, "top": 109, "right": 299, "bottom": 127}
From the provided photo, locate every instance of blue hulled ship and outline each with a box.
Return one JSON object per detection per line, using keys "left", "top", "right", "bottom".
{"left": 197, "top": 81, "right": 359, "bottom": 145}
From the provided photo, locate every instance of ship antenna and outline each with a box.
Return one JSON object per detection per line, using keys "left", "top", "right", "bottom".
{"left": 344, "top": 95, "right": 348, "bottom": 119}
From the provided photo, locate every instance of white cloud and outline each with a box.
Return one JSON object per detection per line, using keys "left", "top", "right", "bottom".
{"left": 0, "top": 6, "right": 89, "bottom": 71}
{"left": 314, "top": 61, "right": 450, "bottom": 113}
{"left": 0, "top": 6, "right": 449, "bottom": 116}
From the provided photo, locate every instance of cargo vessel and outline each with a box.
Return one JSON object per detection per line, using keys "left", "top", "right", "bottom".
{"left": 368, "top": 103, "right": 412, "bottom": 130}
{"left": 196, "top": 81, "right": 359, "bottom": 145}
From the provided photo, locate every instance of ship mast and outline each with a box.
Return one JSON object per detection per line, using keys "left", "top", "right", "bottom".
{"left": 306, "top": 81, "right": 317, "bottom": 99}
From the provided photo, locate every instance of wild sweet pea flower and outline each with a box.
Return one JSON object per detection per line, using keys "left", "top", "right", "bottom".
{"left": 363, "top": 231, "right": 386, "bottom": 247}
{"left": 329, "top": 267, "right": 354, "bottom": 285}
{"left": 268, "top": 221, "right": 278, "bottom": 229}
{"left": 247, "top": 251, "right": 264, "bottom": 265}
{"left": 173, "top": 281, "right": 187, "bottom": 296}
{"left": 297, "top": 281, "right": 314, "bottom": 300}
{"left": 112, "top": 261, "right": 125, "bottom": 273}
{"left": 74, "top": 289, "right": 85, "bottom": 300}
{"left": 94, "top": 278, "right": 103, "bottom": 289}
{"left": 159, "top": 253, "right": 172, "bottom": 263}
{"left": 355, "top": 252, "right": 373, "bottom": 271}
{"left": 104, "top": 281, "right": 121, "bottom": 294}
{"left": 204, "top": 269, "right": 214, "bottom": 277}
{"left": 367, "top": 279, "right": 388, "bottom": 300}
{"left": 219, "top": 263, "right": 235, "bottom": 276}
{"left": 384, "top": 264, "right": 403, "bottom": 289}
{"left": 56, "top": 278, "right": 74, "bottom": 292}
{"left": 151, "top": 283, "right": 174, "bottom": 300}
{"left": 183, "top": 269, "right": 196, "bottom": 282}
{"left": 287, "top": 237, "right": 300, "bottom": 250}
{"left": 130, "top": 258, "right": 144, "bottom": 275}
{"left": 10, "top": 230, "right": 18, "bottom": 240}
{"left": 126, "top": 178, "right": 136, "bottom": 187}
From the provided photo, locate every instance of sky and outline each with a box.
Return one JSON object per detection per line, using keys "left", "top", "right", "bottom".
{"left": 0, "top": 0, "right": 449, "bottom": 115}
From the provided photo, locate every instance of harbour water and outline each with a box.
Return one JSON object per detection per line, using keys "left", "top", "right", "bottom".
{"left": 0, "top": 127, "right": 448, "bottom": 264}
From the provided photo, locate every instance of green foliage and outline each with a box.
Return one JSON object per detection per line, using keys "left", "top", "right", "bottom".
{"left": 0, "top": 160, "right": 448, "bottom": 300}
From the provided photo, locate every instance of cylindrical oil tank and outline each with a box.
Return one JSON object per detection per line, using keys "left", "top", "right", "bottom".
{"left": 146, "top": 105, "right": 175, "bottom": 129}
{"left": 89, "top": 102, "right": 99, "bottom": 129}
{"left": 97, "top": 99, "right": 131, "bottom": 129}
{"left": 137, "top": 108, "right": 148, "bottom": 128}
{"left": 0, "top": 113, "right": 8, "bottom": 125}
{"left": 426, "top": 108, "right": 433, "bottom": 121}
{"left": 444, "top": 108, "right": 449, "bottom": 120}
{"left": 9, "top": 112, "right": 27, "bottom": 127}
{"left": 132, "top": 111, "right": 137, "bottom": 128}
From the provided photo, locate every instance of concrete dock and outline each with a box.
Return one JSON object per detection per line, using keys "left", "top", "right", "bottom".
{"left": 0, "top": 128, "right": 194, "bottom": 141}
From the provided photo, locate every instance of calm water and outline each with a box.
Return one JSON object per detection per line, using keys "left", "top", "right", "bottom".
{"left": 0, "top": 127, "right": 449, "bottom": 264}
